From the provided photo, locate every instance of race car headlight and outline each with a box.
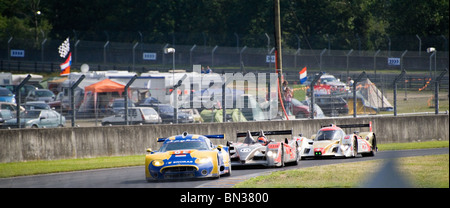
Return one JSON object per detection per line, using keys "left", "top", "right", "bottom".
{"left": 152, "top": 160, "right": 164, "bottom": 167}
{"left": 195, "top": 157, "right": 212, "bottom": 164}
{"left": 266, "top": 151, "right": 277, "bottom": 158}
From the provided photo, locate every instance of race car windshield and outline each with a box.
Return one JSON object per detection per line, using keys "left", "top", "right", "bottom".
{"left": 159, "top": 141, "right": 210, "bottom": 151}
{"left": 315, "top": 130, "right": 339, "bottom": 141}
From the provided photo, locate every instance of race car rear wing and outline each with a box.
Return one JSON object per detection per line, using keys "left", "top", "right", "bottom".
{"left": 321, "top": 121, "right": 372, "bottom": 132}
{"left": 236, "top": 130, "right": 292, "bottom": 137}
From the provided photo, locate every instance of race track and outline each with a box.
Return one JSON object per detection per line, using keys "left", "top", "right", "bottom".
{"left": 0, "top": 148, "right": 447, "bottom": 188}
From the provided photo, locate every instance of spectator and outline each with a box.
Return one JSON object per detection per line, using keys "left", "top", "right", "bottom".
{"left": 282, "top": 80, "right": 293, "bottom": 115}
{"left": 205, "top": 66, "right": 213, "bottom": 74}
{"left": 347, "top": 77, "right": 354, "bottom": 87}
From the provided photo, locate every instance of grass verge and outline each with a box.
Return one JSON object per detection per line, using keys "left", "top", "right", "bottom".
{"left": 233, "top": 154, "right": 449, "bottom": 188}
{"left": 378, "top": 140, "right": 449, "bottom": 151}
{"left": 0, "top": 140, "right": 448, "bottom": 179}
{"left": 0, "top": 155, "right": 143, "bottom": 178}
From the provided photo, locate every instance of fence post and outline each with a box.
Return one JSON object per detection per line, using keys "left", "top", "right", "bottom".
{"left": 41, "top": 38, "right": 47, "bottom": 62}
{"left": 212, "top": 45, "right": 218, "bottom": 67}
{"left": 74, "top": 40, "right": 80, "bottom": 64}
{"left": 346, "top": 49, "right": 353, "bottom": 77}
{"left": 132, "top": 42, "right": 139, "bottom": 71}
{"left": 353, "top": 71, "right": 366, "bottom": 118}
{"left": 416, "top": 34, "right": 421, "bottom": 56}
{"left": 294, "top": 48, "right": 301, "bottom": 69}
{"left": 240, "top": 46, "right": 247, "bottom": 72}
{"left": 320, "top": 49, "right": 327, "bottom": 72}
{"left": 393, "top": 70, "right": 406, "bottom": 116}
{"left": 125, "top": 75, "right": 138, "bottom": 125}
{"left": 15, "top": 74, "right": 32, "bottom": 128}
{"left": 435, "top": 69, "right": 448, "bottom": 114}
{"left": 103, "top": 41, "right": 109, "bottom": 64}
{"left": 190, "top": 44, "right": 197, "bottom": 67}
{"left": 309, "top": 72, "right": 324, "bottom": 119}
{"left": 373, "top": 49, "right": 380, "bottom": 77}
{"left": 400, "top": 50, "right": 407, "bottom": 71}
{"left": 71, "top": 75, "right": 85, "bottom": 127}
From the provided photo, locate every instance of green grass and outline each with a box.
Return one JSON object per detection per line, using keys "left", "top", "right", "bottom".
{"left": 0, "top": 155, "right": 144, "bottom": 178}
{"left": 233, "top": 140, "right": 449, "bottom": 188}
{"left": 233, "top": 154, "right": 449, "bottom": 188}
{"left": 0, "top": 141, "right": 447, "bottom": 179}
{"left": 378, "top": 140, "right": 449, "bottom": 151}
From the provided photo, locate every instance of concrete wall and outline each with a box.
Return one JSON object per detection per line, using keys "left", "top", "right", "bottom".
{"left": 0, "top": 114, "right": 448, "bottom": 163}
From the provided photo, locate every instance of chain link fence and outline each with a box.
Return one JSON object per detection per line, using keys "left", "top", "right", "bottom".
{"left": 0, "top": 35, "right": 448, "bottom": 128}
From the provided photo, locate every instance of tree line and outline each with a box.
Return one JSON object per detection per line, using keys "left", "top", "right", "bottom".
{"left": 1, "top": 0, "right": 448, "bottom": 50}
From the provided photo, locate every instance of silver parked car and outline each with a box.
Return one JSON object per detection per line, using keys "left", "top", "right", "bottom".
{"left": 101, "top": 107, "right": 162, "bottom": 126}
{"left": 4, "top": 109, "right": 65, "bottom": 128}
{"left": 26, "top": 89, "right": 56, "bottom": 103}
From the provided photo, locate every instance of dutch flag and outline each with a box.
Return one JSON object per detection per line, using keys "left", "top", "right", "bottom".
{"left": 299, "top": 67, "right": 307, "bottom": 84}
{"left": 60, "top": 52, "right": 71, "bottom": 76}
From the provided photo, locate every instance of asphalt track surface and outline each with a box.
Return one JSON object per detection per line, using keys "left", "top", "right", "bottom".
{"left": 0, "top": 148, "right": 448, "bottom": 188}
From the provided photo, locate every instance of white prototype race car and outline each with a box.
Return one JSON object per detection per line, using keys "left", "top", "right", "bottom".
{"left": 298, "top": 122, "right": 377, "bottom": 159}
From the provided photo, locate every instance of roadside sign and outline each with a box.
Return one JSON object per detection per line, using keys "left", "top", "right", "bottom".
{"left": 388, "top": 58, "right": 400, "bottom": 66}
{"left": 10, "top": 50, "right": 25, "bottom": 58}
{"left": 266, "top": 55, "right": 275, "bottom": 63}
{"left": 143, "top": 52, "right": 157, "bottom": 60}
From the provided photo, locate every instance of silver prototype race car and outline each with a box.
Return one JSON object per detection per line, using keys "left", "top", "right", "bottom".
{"left": 298, "top": 122, "right": 377, "bottom": 159}
{"left": 227, "top": 130, "right": 300, "bottom": 167}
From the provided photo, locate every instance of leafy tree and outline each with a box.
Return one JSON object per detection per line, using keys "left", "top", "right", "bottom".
{"left": 2, "top": 0, "right": 448, "bottom": 50}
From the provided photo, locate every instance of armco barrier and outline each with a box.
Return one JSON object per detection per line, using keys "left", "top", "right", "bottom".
{"left": 0, "top": 114, "right": 448, "bottom": 163}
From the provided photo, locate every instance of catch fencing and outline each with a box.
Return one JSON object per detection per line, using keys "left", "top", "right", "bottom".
{"left": 0, "top": 36, "right": 448, "bottom": 128}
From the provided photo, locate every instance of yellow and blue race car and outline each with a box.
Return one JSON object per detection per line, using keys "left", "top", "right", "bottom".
{"left": 145, "top": 132, "right": 231, "bottom": 181}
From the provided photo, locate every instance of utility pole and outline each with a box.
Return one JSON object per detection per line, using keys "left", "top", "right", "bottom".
{"left": 274, "top": 0, "right": 284, "bottom": 117}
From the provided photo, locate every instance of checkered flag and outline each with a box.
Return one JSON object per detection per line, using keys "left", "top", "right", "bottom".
{"left": 58, "top": 37, "right": 70, "bottom": 58}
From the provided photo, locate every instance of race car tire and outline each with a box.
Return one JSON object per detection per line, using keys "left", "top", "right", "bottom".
{"left": 362, "top": 137, "right": 377, "bottom": 157}
{"left": 278, "top": 145, "right": 285, "bottom": 167}
{"left": 222, "top": 152, "right": 232, "bottom": 177}
{"left": 224, "top": 164, "right": 231, "bottom": 177}
{"left": 293, "top": 143, "right": 299, "bottom": 165}
{"left": 351, "top": 137, "right": 358, "bottom": 158}
{"left": 214, "top": 154, "right": 221, "bottom": 179}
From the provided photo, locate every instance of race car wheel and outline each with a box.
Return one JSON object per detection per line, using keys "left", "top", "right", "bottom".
{"left": 279, "top": 145, "right": 285, "bottom": 167}
{"left": 215, "top": 154, "right": 221, "bottom": 179}
{"left": 363, "top": 137, "right": 377, "bottom": 157}
{"left": 224, "top": 163, "right": 231, "bottom": 177}
{"left": 351, "top": 137, "right": 358, "bottom": 158}
{"left": 293, "top": 143, "right": 299, "bottom": 165}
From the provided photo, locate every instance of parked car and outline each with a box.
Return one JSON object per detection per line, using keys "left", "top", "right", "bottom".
{"left": 303, "top": 74, "right": 351, "bottom": 95}
{"left": 0, "top": 84, "right": 37, "bottom": 103}
{"left": 101, "top": 107, "right": 162, "bottom": 126}
{"left": 108, "top": 98, "right": 135, "bottom": 114}
{"left": 0, "top": 87, "right": 15, "bottom": 103}
{"left": 179, "top": 108, "right": 203, "bottom": 123}
{"left": 291, "top": 98, "right": 325, "bottom": 119}
{"left": 152, "top": 104, "right": 194, "bottom": 123}
{"left": 0, "top": 102, "right": 25, "bottom": 115}
{"left": 314, "top": 96, "right": 349, "bottom": 117}
{"left": 22, "top": 101, "right": 52, "bottom": 111}
{"left": 3, "top": 109, "right": 65, "bottom": 128}
{"left": 0, "top": 109, "right": 14, "bottom": 127}
{"left": 136, "top": 97, "right": 161, "bottom": 107}
{"left": 26, "top": 89, "right": 55, "bottom": 103}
